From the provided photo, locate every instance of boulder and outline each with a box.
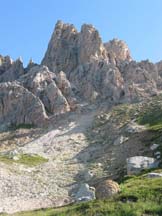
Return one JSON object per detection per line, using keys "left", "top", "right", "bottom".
{"left": 96, "top": 180, "right": 120, "bottom": 199}
{"left": 154, "top": 151, "right": 161, "bottom": 159}
{"left": 126, "top": 156, "right": 159, "bottom": 175}
{"left": 150, "top": 144, "right": 159, "bottom": 151}
{"left": 75, "top": 183, "right": 96, "bottom": 202}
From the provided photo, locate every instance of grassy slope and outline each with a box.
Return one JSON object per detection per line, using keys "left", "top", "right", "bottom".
{"left": 4, "top": 170, "right": 162, "bottom": 216}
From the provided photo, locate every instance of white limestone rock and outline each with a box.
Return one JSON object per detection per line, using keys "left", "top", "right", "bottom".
{"left": 127, "top": 156, "right": 159, "bottom": 175}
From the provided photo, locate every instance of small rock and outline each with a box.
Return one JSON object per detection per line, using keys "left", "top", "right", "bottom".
{"left": 150, "top": 144, "right": 159, "bottom": 151}
{"left": 97, "top": 163, "right": 103, "bottom": 167}
{"left": 13, "top": 156, "right": 20, "bottom": 161}
{"left": 113, "top": 135, "right": 128, "bottom": 146}
{"left": 154, "top": 151, "right": 161, "bottom": 156}
{"left": 84, "top": 170, "right": 94, "bottom": 182}
{"left": 154, "top": 152, "right": 161, "bottom": 159}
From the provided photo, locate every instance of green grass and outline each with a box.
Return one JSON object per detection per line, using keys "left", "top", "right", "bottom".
{"left": 4, "top": 170, "right": 162, "bottom": 216}
{"left": 0, "top": 153, "right": 48, "bottom": 166}
{"left": 10, "top": 123, "right": 35, "bottom": 130}
{"left": 137, "top": 95, "right": 162, "bottom": 131}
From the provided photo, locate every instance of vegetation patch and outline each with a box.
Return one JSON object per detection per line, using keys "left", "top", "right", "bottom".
{"left": 0, "top": 153, "right": 48, "bottom": 166}
{"left": 137, "top": 95, "right": 162, "bottom": 131}
{"left": 10, "top": 123, "right": 35, "bottom": 130}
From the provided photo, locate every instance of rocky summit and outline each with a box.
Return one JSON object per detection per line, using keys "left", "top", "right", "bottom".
{"left": 0, "top": 21, "right": 162, "bottom": 215}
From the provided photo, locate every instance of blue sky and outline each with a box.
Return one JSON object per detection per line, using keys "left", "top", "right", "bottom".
{"left": 0, "top": 0, "right": 162, "bottom": 66}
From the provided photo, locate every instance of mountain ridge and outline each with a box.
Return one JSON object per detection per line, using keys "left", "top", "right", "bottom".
{"left": 0, "top": 21, "right": 162, "bottom": 214}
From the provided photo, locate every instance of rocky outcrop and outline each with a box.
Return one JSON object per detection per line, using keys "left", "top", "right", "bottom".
{"left": 41, "top": 21, "right": 108, "bottom": 76}
{"left": 19, "top": 65, "right": 76, "bottom": 114}
{"left": 69, "top": 60, "right": 124, "bottom": 102}
{"left": 55, "top": 71, "right": 77, "bottom": 110}
{"left": 0, "top": 55, "right": 24, "bottom": 82}
{"left": 42, "top": 21, "right": 162, "bottom": 104}
{"left": 19, "top": 65, "right": 56, "bottom": 96}
{"left": 0, "top": 55, "right": 13, "bottom": 74}
{"left": 104, "top": 39, "right": 132, "bottom": 65}
{"left": 1, "top": 20, "right": 162, "bottom": 128}
{"left": 78, "top": 24, "right": 108, "bottom": 65}
{"left": 42, "top": 20, "right": 79, "bottom": 75}
{"left": 0, "top": 82, "right": 48, "bottom": 127}
{"left": 42, "top": 81, "right": 70, "bottom": 114}
{"left": 96, "top": 180, "right": 120, "bottom": 199}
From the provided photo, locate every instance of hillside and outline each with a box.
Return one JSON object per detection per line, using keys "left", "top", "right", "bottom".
{"left": 0, "top": 21, "right": 162, "bottom": 215}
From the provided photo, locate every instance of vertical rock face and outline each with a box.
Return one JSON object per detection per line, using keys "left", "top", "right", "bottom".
{"left": 43, "top": 81, "right": 70, "bottom": 114}
{"left": 41, "top": 21, "right": 108, "bottom": 76}
{"left": 0, "top": 82, "right": 48, "bottom": 127}
{"left": 19, "top": 65, "right": 75, "bottom": 114}
{"left": 69, "top": 61, "right": 124, "bottom": 102}
{"left": 104, "top": 39, "right": 132, "bottom": 65}
{"left": 42, "top": 20, "right": 79, "bottom": 75}
{"left": 78, "top": 24, "right": 108, "bottom": 65}
{"left": 55, "top": 71, "right": 77, "bottom": 110}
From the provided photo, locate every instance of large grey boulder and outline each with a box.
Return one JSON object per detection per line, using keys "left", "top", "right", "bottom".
{"left": 0, "top": 82, "right": 48, "bottom": 127}
{"left": 126, "top": 156, "right": 159, "bottom": 175}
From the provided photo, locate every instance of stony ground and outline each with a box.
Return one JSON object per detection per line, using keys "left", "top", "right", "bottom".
{"left": 0, "top": 106, "right": 97, "bottom": 214}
